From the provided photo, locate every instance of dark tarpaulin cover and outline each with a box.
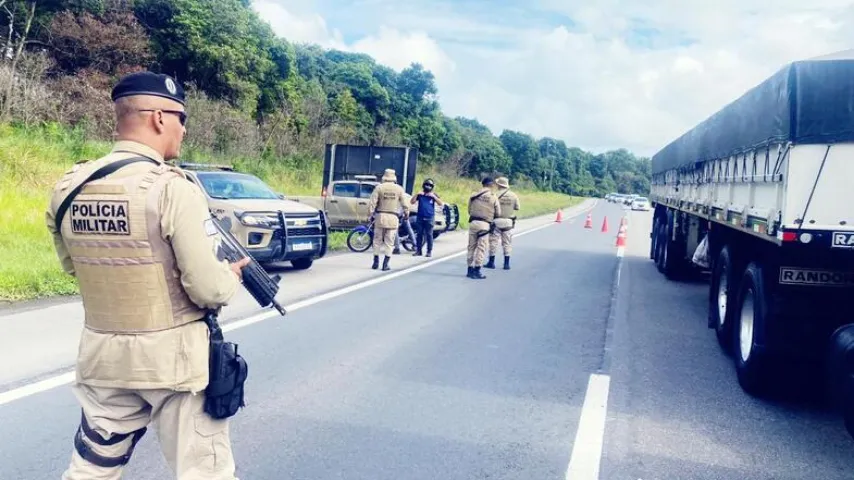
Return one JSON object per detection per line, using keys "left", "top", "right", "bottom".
{"left": 651, "top": 50, "right": 854, "bottom": 174}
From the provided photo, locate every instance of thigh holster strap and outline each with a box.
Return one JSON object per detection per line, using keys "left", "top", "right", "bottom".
{"left": 74, "top": 411, "right": 147, "bottom": 468}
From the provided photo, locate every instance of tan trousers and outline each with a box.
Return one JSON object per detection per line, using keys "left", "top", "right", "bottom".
{"left": 489, "top": 228, "right": 513, "bottom": 256}
{"left": 373, "top": 227, "right": 396, "bottom": 256}
{"left": 62, "top": 382, "right": 237, "bottom": 480}
{"left": 467, "top": 229, "right": 490, "bottom": 267}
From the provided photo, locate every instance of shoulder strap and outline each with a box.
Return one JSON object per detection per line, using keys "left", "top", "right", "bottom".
{"left": 54, "top": 156, "right": 160, "bottom": 233}
{"left": 498, "top": 190, "right": 509, "bottom": 199}
{"left": 470, "top": 190, "right": 488, "bottom": 201}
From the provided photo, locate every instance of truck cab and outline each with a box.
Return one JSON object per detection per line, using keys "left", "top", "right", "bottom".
{"left": 180, "top": 163, "right": 329, "bottom": 270}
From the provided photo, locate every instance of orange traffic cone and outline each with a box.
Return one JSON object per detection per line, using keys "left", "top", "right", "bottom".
{"left": 601, "top": 216, "right": 609, "bottom": 233}
{"left": 555, "top": 210, "right": 563, "bottom": 223}
{"left": 615, "top": 223, "right": 627, "bottom": 247}
{"left": 583, "top": 213, "right": 593, "bottom": 229}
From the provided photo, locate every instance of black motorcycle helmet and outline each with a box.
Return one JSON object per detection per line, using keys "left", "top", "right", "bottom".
{"left": 422, "top": 178, "right": 435, "bottom": 191}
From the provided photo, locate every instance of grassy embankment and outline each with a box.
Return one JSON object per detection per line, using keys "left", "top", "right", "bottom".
{"left": 0, "top": 123, "right": 582, "bottom": 302}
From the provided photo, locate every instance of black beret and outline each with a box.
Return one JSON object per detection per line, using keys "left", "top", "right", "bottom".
{"left": 111, "top": 71, "right": 185, "bottom": 105}
{"left": 482, "top": 177, "right": 495, "bottom": 186}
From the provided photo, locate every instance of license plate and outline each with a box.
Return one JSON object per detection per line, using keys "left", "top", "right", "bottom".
{"left": 292, "top": 242, "right": 313, "bottom": 252}
{"left": 293, "top": 219, "right": 307, "bottom": 226}
{"left": 832, "top": 232, "right": 854, "bottom": 248}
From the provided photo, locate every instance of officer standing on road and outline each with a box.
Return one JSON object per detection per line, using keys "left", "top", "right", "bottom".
{"left": 368, "top": 168, "right": 408, "bottom": 271}
{"left": 411, "top": 178, "right": 444, "bottom": 257}
{"left": 485, "top": 176, "right": 520, "bottom": 270}
{"left": 45, "top": 71, "right": 249, "bottom": 480}
{"left": 466, "top": 177, "right": 501, "bottom": 279}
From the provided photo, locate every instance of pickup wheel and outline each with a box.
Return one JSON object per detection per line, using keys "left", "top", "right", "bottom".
{"left": 733, "top": 262, "right": 774, "bottom": 397}
{"left": 710, "top": 246, "right": 738, "bottom": 354}
{"left": 291, "top": 257, "right": 314, "bottom": 270}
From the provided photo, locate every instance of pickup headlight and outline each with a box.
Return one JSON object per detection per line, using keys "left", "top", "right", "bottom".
{"left": 235, "top": 211, "right": 279, "bottom": 228}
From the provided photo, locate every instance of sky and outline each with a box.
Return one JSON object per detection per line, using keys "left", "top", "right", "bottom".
{"left": 251, "top": 0, "right": 854, "bottom": 157}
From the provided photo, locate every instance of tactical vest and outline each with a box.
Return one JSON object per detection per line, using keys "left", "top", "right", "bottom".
{"left": 497, "top": 189, "right": 517, "bottom": 219}
{"left": 55, "top": 161, "right": 206, "bottom": 334}
{"left": 469, "top": 190, "right": 497, "bottom": 223}
{"left": 374, "top": 182, "right": 403, "bottom": 216}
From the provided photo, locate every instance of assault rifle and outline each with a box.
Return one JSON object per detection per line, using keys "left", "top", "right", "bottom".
{"left": 209, "top": 214, "right": 287, "bottom": 316}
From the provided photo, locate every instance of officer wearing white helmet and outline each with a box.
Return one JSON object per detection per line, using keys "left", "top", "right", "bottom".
{"left": 46, "top": 71, "right": 248, "bottom": 479}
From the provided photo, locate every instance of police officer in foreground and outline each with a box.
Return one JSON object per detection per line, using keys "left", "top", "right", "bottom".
{"left": 466, "top": 177, "right": 501, "bottom": 279}
{"left": 410, "top": 178, "right": 444, "bottom": 257}
{"left": 368, "top": 168, "right": 408, "bottom": 271}
{"left": 485, "top": 176, "right": 520, "bottom": 270}
{"left": 46, "top": 71, "right": 249, "bottom": 479}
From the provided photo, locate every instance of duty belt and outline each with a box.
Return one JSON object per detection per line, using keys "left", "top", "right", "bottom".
{"left": 469, "top": 215, "right": 492, "bottom": 223}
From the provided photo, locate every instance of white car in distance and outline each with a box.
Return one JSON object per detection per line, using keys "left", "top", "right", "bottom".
{"left": 631, "top": 197, "right": 651, "bottom": 211}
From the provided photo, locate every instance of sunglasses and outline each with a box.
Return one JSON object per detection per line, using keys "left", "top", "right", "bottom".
{"left": 138, "top": 109, "right": 187, "bottom": 126}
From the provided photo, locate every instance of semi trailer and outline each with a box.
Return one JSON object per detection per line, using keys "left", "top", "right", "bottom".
{"left": 648, "top": 50, "right": 854, "bottom": 433}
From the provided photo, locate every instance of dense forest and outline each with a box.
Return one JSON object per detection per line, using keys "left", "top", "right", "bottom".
{"left": 0, "top": 0, "right": 650, "bottom": 196}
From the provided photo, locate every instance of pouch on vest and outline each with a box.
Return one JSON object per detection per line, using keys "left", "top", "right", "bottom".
{"left": 202, "top": 311, "right": 248, "bottom": 420}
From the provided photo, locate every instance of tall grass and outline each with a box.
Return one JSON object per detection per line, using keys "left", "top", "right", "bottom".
{"left": 0, "top": 123, "right": 581, "bottom": 302}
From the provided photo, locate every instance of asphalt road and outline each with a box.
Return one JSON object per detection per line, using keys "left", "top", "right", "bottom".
{"left": 1, "top": 201, "right": 853, "bottom": 479}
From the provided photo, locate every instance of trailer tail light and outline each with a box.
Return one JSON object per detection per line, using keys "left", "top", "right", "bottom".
{"left": 321, "top": 186, "right": 327, "bottom": 198}
{"left": 782, "top": 231, "right": 798, "bottom": 242}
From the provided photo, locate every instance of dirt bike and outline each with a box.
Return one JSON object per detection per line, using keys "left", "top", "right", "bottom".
{"left": 347, "top": 216, "right": 416, "bottom": 253}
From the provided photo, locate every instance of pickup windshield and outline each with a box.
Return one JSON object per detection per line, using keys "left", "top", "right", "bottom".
{"left": 196, "top": 172, "right": 280, "bottom": 200}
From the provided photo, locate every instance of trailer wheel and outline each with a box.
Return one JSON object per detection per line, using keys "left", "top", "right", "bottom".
{"left": 656, "top": 214, "right": 686, "bottom": 280}
{"left": 733, "top": 262, "right": 773, "bottom": 397}
{"left": 650, "top": 215, "right": 660, "bottom": 260}
{"left": 709, "top": 246, "right": 737, "bottom": 354}
{"left": 655, "top": 222, "right": 667, "bottom": 272}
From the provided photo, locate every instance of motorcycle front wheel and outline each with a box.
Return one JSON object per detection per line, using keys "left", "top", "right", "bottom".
{"left": 347, "top": 229, "right": 373, "bottom": 253}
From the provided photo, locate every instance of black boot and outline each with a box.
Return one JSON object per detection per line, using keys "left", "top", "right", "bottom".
{"left": 382, "top": 256, "right": 391, "bottom": 271}
{"left": 471, "top": 266, "right": 486, "bottom": 279}
{"left": 504, "top": 256, "right": 511, "bottom": 270}
{"left": 484, "top": 256, "right": 496, "bottom": 269}
{"left": 393, "top": 247, "right": 401, "bottom": 255}
{"left": 426, "top": 251, "right": 432, "bottom": 257}
{"left": 414, "top": 250, "right": 422, "bottom": 256}
{"left": 372, "top": 256, "right": 379, "bottom": 270}
{"left": 467, "top": 266, "right": 474, "bottom": 278}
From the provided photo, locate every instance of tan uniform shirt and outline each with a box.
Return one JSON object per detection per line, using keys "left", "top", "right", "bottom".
{"left": 45, "top": 141, "right": 240, "bottom": 392}
{"left": 496, "top": 188, "right": 521, "bottom": 218}
{"left": 369, "top": 181, "right": 407, "bottom": 230}
{"left": 468, "top": 187, "right": 501, "bottom": 226}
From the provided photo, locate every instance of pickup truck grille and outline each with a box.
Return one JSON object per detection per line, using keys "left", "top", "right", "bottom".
{"left": 287, "top": 227, "right": 320, "bottom": 237}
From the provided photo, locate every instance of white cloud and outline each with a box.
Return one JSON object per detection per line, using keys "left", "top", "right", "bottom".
{"left": 253, "top": 0, "right": 346, "bottom": 49}
{"left": 254, "top": 0, "right": 854, "bottom": 156}
{"left": 351, "top": 27, "right": 457, "bottom": 78}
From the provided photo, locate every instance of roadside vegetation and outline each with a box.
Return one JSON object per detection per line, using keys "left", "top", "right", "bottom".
{"left": 1, "top": 0, "right": 628, "bottom": 302}
{"left": 0, "top": 123, "right": 580, "bottom": 302}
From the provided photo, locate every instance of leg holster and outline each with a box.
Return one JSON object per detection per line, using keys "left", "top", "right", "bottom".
{"left": 203, "top": 312, "right": 249, "bottom": 420}
{"left": 73, "top": 411, "right": 147, "bottom": 468}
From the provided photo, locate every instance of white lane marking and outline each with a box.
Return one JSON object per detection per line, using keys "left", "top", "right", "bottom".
{"left": 0, "top": 205, "right": 595, "bottom": 406}
{"left": 565, "top": 373, "right": 611, "bottom": 480}
{"left": 0, "top": 372, "right": 76, "bottom": 406}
